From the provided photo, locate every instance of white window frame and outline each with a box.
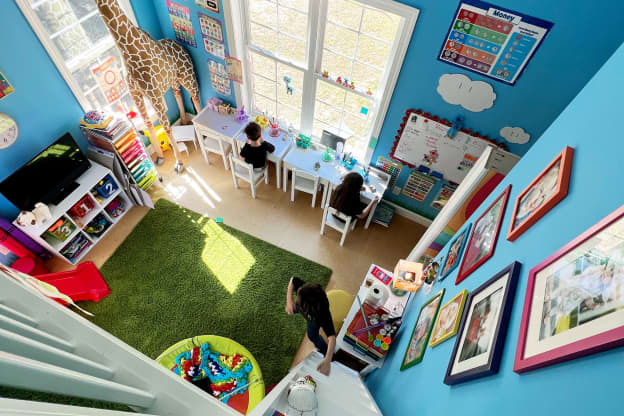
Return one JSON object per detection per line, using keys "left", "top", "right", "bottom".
{"left": 16, "top": 0, "right": 137, "bottom": 112}
{"left": 225, "top": 0, "right": 419, "bottom": 163}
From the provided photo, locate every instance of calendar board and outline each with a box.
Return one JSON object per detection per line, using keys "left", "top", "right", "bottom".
{"left": 390, "top": 109, "right": 491, "bottom": 184}
{"left": 438, "top": 0, "right": 553, "bottom": 85}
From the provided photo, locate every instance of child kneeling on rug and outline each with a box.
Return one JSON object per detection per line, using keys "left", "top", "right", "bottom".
{"left": 285, "top": 277, "right": 335, "bottom": 376}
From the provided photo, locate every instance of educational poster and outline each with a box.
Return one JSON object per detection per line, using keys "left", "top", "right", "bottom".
{"left": 375, "top": 156, "right": 403, "bottom": 189}
{"left": 196, "top": 0, "right": 219, "bottom": 13}
{"left": 225, "top": 56, "right": 243, "bottom": 84}
{"left": 391, "top": 110, "right": 490, "bottom": 184}
{"left": 432, "top": 184, "right": 457, "bottom": 211}
{"left": 208, "top": 60, "right": 231, "bottom": 96}
{"left": 0, "top": 72, "right": 14, "bottom": 100}
{"left": 438, "top": 0, "right": 553, "bottom": 85}
{"left": 91, "top": 57, "right": 127, "bottom": 104}
{"left": 402, "top": 171, "right": 436, "bottom": 202}
{"left": 167, "top": 1, "right": 197, "bottom": 48}
{"left": 198, "top": 13, "right": 225, "bottom": 58}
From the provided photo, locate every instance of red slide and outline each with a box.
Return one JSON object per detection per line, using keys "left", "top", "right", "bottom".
{"left": 36, "top": 261, "right": 110, "bottom": 304}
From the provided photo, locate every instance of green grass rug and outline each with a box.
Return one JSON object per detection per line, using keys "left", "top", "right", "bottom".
{"left": 84, "top": 198, "right": 332, "bottom": 386}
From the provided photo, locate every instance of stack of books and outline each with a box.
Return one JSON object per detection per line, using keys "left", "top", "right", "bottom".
{"left": 372, "top": 201, "right": 395, "bottom": 227}
{"left": 81, "top": 117, "right": 157, "bottom": 191}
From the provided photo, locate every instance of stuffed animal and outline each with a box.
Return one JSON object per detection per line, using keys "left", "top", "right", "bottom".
{"left": 16, "top": 211, "right": 37, "bottom": 227}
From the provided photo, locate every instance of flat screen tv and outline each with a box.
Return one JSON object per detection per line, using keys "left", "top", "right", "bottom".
{"left": 0, "top": 133, "right": 91, "bottom": 211}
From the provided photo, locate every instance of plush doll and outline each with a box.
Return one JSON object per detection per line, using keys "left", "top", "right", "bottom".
{"left": 16, "top": 211, "right": 37, "bottom": 227}
{"left": 32, "top": 203, "right": 52, "bottom": 224}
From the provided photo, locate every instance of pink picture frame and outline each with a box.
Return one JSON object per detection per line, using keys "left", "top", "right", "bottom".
{"left": 456, "top": 185, "right": 511, "bottom": 285}
{"left": 514, "top": 204, "right": 624, "bottom": 373}
{"left": 507, "top": 146, "right": 574, "bottom": 242}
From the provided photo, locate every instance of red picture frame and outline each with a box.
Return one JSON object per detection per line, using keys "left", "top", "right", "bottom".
{"left": 514, "top": 204, "right": 624, "bottom": 373}
{"left": 456, "top": 185, "right": 511, "bottom": 284}
{"left": 507, "top": 146, "right": 574, "bottom": 242}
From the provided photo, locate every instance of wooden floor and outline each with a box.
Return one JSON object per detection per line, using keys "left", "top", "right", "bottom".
{"left": 48, "top": 149, "right": 427, "bottom": 365}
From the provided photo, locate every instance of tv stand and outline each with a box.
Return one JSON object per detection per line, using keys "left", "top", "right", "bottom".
{"left": 14, "top": 162, "right": 133, "bottom": 264}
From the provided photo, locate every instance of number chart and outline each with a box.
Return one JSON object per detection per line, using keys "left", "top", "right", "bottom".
{"left": 438, "top": 0, "right": 552, "bottom": 85}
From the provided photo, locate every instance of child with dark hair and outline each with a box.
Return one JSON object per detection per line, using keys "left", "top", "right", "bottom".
{"left": 285, "top": 277, "right": 335, "bottom": 376}
{"left": 329, "top": 172, "right": 379, "bottom": 221}
{"left": 239, "top": 122, "right": 275, "bottom": 169}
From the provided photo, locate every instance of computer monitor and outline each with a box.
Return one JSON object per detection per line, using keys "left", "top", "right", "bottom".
{"left": 321, "top": 130, "right": 346, "bottom": 150}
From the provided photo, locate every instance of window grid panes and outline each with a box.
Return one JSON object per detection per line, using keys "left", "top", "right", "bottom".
{"left": 244, "top": 0, "right": 406, "bottom": 161}
{"left": 24, "top": 0, "right": 138, "bottom": 117}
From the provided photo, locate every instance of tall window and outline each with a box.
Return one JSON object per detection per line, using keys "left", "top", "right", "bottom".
{"left": 18, "top": 0, "right": 137, "bottom": 116}
{"left": 238, "top": 0, "right": 418, "bottom": 161}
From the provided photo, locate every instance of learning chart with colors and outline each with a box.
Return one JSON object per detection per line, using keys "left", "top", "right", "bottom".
{"left": 439, "top": 0, "right": 553, "bottom": 85}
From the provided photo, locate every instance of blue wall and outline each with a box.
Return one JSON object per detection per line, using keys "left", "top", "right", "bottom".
{"left": 151, "top": 0, "right": 235, "bottom": 113}
{"left": 0, "top": 0, "right": 168, "bottom": 219}
{"left": 373, "top": 0, "right": 624, "bottom": 219}
{"left": 366, "top": 42, "right": 624, "bottom": 416}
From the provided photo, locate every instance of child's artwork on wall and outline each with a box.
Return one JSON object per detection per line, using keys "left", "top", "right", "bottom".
{"left": 391, "top": 109, "right": 496, "bottom": 184}
{"left": 225, "top": 56, "right": 243, "bottom": 84}
{"left": 437, "top": 73, "right": 496, "bottom": 112}
{"left": 196, "top": 0, "right": 219, "bottom": 13}
{"left": 208, "top": 60, "right": 231, "bottom": 96}
{"left": 91, "top": 57, "right": 127, "bottom": 104}
{"left": 500, "top": 126, "right": 530, "bottom": 144}
{"left": 0, "top": 72, "right": 14, "bottom": 100}
{"left": 375, "top": 156, "right": 403, "bottom": 189}
{"left": 438, "top": 0, "right": 553, "bottom": 85}
{"left": 432, "top": 183, "right": 457, "bottom": 211}
{"left": 167, "top": 1, "right": 197, "bottom": 48}
{"left": 402, "top": 171, "right": 436, "bottom": 202}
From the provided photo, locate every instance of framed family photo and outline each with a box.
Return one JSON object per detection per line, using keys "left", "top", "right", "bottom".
{"left": 456, "top": 185, "right": 511, "bottom": 284}
{"left": 444, "top": 262, "right": 521, "bottom": 385}
{"left": 400, "top": 289, "right": 445, "bottom": 370}
{"left": 430, "top": 289, "right": 468, "bottom": 347}
{"left": 440, "top": 224, "right": 472, "bottom": 281}
{"left": 514, "top": 205, "right": 624, "bottom": 373}
{"left": 508, "top": 146, "right": 574, "bottom": 242}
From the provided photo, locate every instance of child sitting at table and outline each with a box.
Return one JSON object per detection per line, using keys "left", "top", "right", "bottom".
{"left": 239, "top": 121, "right": 275, "bottom": 170}
{"left": 329, "top": 172, "right": 379, "bottom": 221}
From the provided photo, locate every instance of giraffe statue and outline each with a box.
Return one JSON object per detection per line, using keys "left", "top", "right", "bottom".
{"left": 95, "top": 0, "right": 202, "bottom": 173}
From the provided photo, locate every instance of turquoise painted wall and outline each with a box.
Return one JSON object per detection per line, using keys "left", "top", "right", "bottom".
{"left": 366, "top": 42, "right": 624, "bottom": 416}
{"left": 0, "top": 0, "right": 167, "bottom": 219}
{"left": 371, "top": 0, "right": 624, "bottom": 220}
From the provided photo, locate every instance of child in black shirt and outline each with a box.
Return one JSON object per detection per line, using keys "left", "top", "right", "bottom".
{"left": 239, "top": 122, "right": 275, "bottom": 169}
{"left": 285, "top": 276, "right": 335, "bottom": 376}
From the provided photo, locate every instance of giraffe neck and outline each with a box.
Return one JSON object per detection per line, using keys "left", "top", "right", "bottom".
{"left": 95, "top": 0, "right": 151, "bottom": 56}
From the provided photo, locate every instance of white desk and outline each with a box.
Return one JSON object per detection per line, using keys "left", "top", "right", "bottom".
{"left": 282, "top": 146, "right": 391, "bottom": 227}
{"left": 335, "top": 264, "right": 411, "bottom": 376}
{"left": 192, "top": 107, "right": 247, "bottom": 169}
{"left": 234, "top": 128, "right": 293, "bottom": 189}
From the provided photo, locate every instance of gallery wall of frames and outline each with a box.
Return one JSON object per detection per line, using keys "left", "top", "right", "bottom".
{"left": 366, "top": 43, "right": 624, "bottom": 415}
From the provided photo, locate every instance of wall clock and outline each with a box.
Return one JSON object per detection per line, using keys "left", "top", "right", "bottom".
{"left": 0, "top": 113, "right": 18, "bottom": 149}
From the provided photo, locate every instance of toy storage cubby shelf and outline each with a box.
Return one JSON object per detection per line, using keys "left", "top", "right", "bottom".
{"left": 14, "top": 162, "right": 133, "bottom": 264}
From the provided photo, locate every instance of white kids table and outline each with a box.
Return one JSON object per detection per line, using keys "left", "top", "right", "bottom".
{"left": 192, "top": 107, "right": 247, "bottom": 169}
{"left": 282, "top": 146, "right": 391, "bottom": 228}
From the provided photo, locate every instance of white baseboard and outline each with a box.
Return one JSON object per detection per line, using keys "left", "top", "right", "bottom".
{"left": 384, "top": 200, "right": 433, "bottom": 227}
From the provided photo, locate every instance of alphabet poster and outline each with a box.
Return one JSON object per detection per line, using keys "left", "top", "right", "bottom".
{"left": 91, "top": 56, "right": 127, "bottom": 104}
{"left": 438, "top": 0, "right": 553, "bottom": 85}
{"left": 402, "top": 171, "right": 436, "bottom": 202}
{"left": 198, "top": 13, "right": 225, "bottom": 58}
{"left": 167, "top": 1, "right": 197, "bottom": 48}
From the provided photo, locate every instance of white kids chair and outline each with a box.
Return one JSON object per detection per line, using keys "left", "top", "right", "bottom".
{"left": 171, "top": 125, "right": 199, "bottom": 157}
{"left": 228, "top": 154, "right": 269, "bottom": 199}
{"left": 194, "top": 126, "right": 232, "bottom": 169}
{"left": 320, "top": 203, "right": 357, "bottom": 246}
{"left": 291, "top": 169, "right": 325, "bottom": 208}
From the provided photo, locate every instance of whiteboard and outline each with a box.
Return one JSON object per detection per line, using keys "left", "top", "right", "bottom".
{"left": 392, "top": 112, "right": 490, "bottom": 184}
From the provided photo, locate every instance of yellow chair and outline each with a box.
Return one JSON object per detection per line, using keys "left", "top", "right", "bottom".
{"left": 327, "top": 289, "right": 354, "bottom": 333}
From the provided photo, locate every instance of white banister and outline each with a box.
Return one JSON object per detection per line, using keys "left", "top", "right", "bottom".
{"left": 0, "top": 314, "right": 74, "bottom": 352}
{"left": 0, "top": 303, "right": 38, "bottom": 327}
{"left": 0, "top": 327, "right": 115, "bottom": 379}
{"left": 0, "top": 398, "right": 156, "bottom": 415}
